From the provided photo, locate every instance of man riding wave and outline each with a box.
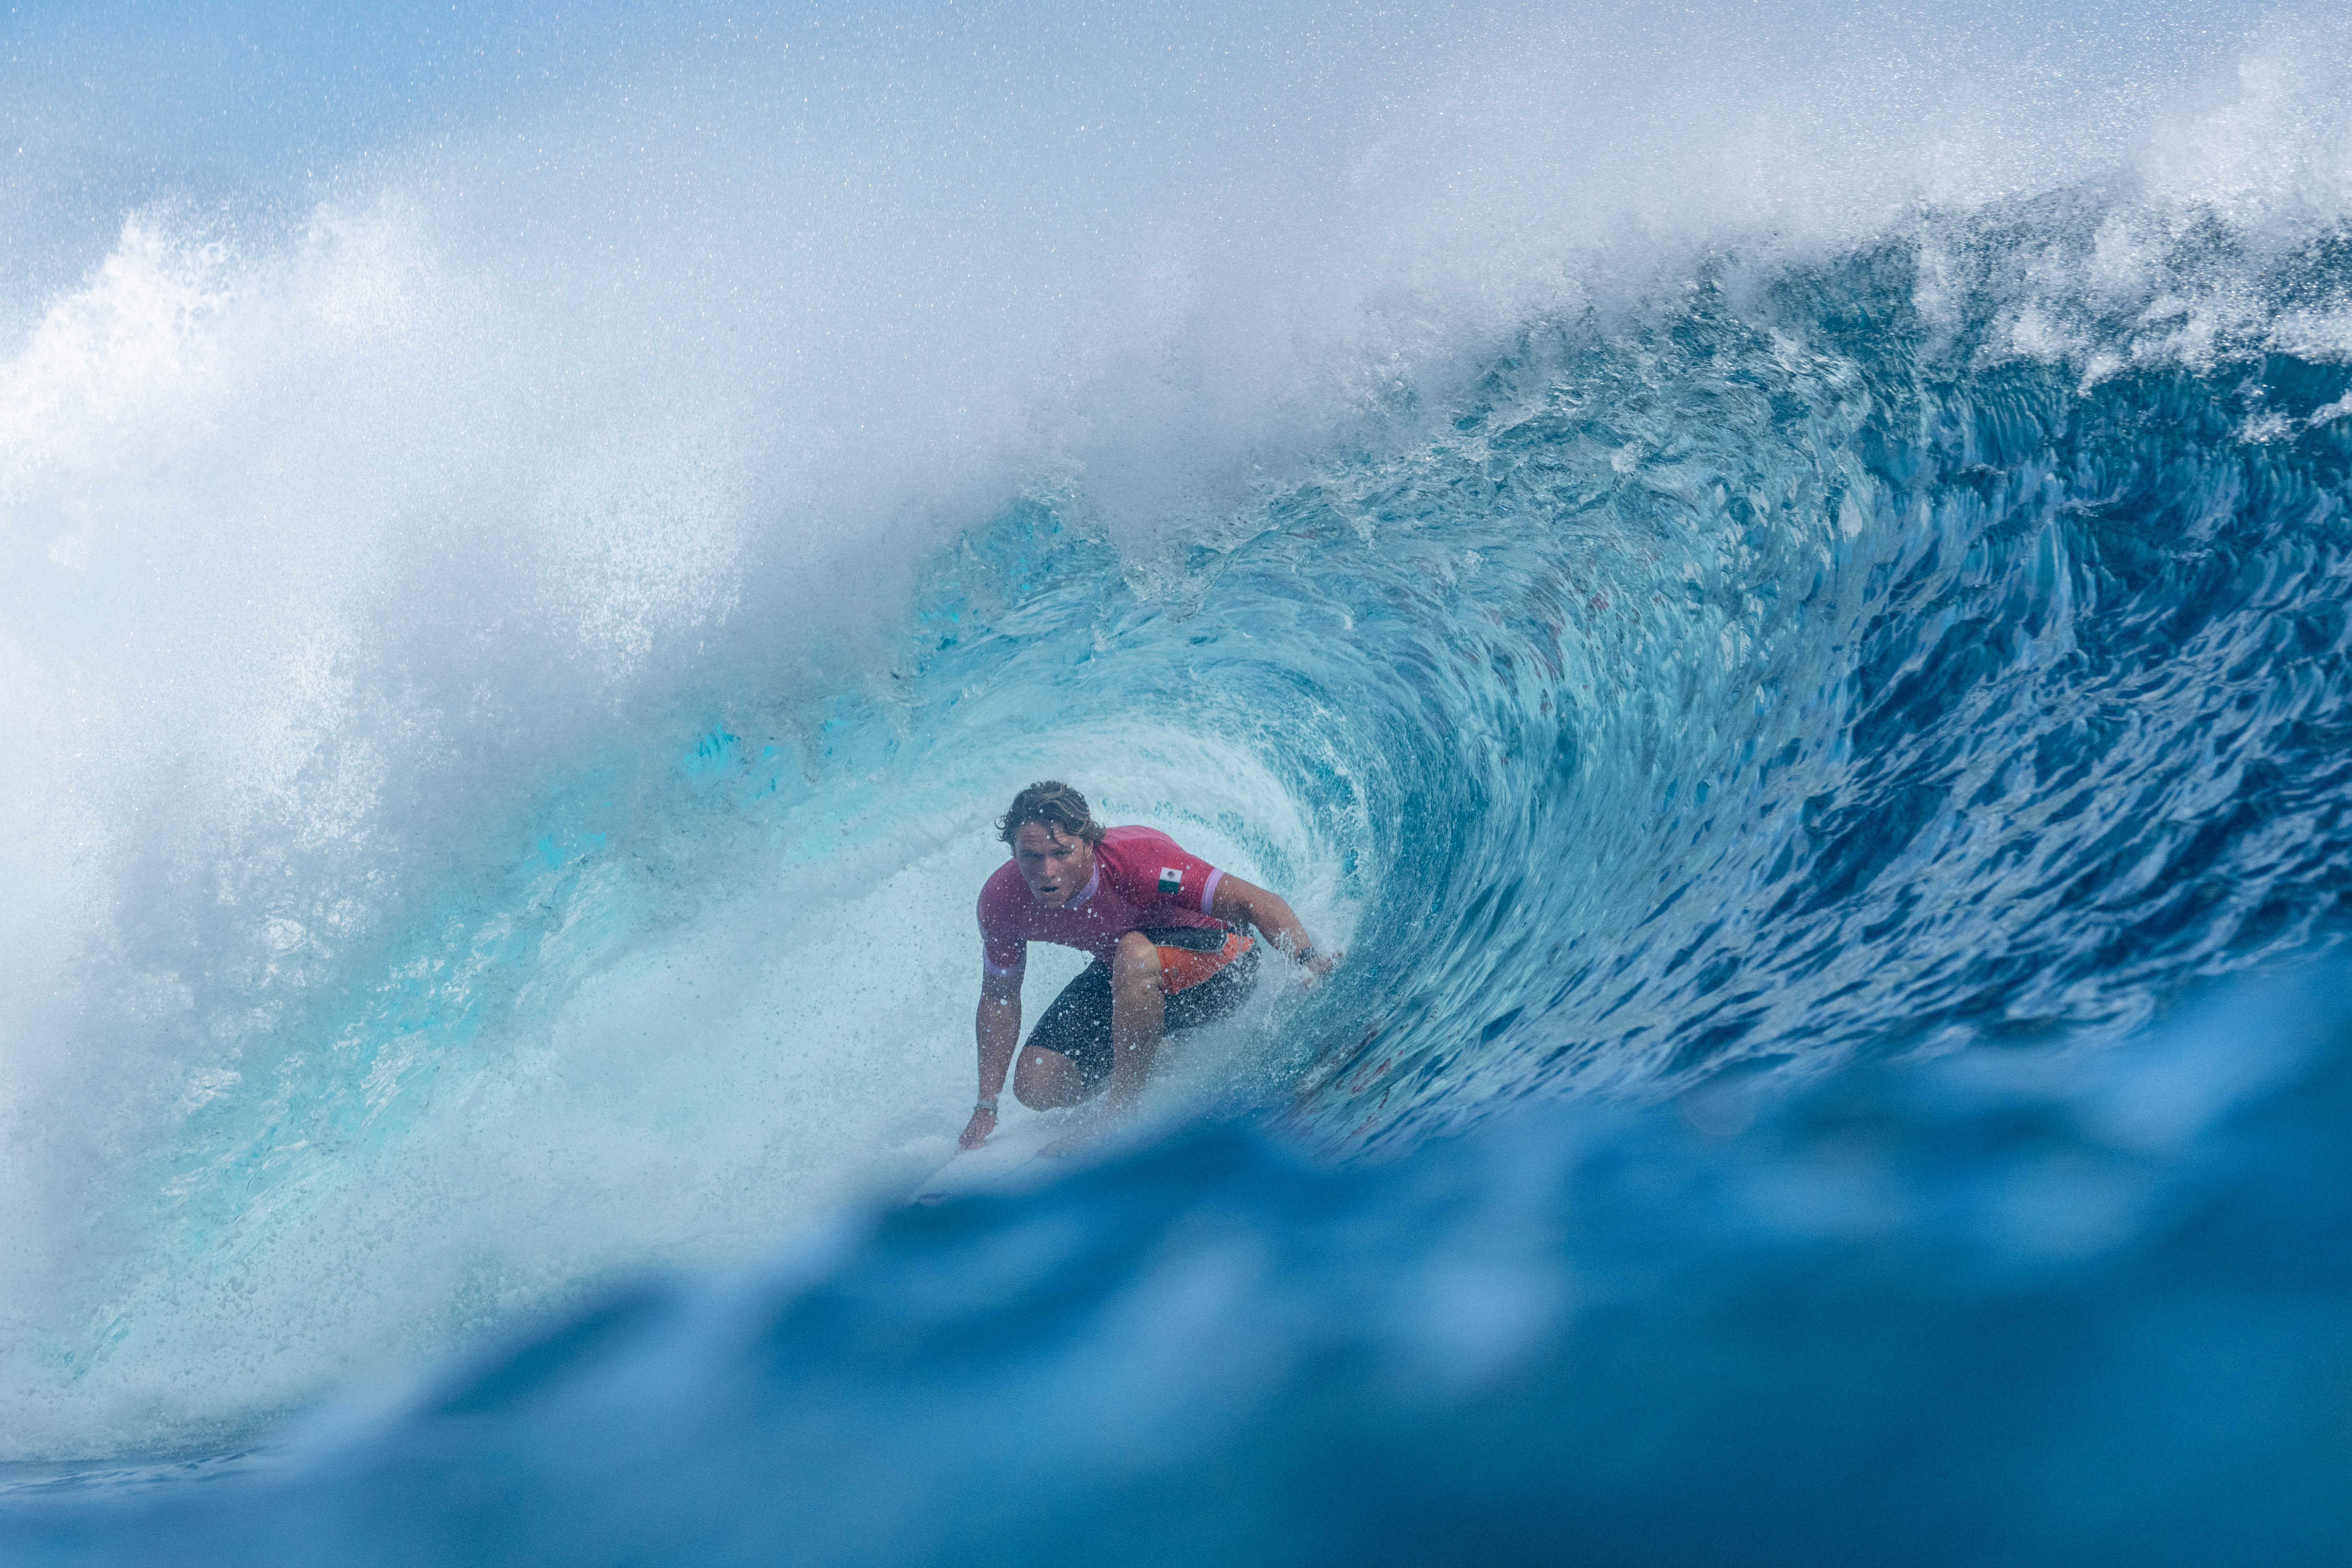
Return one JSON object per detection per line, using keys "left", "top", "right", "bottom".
{"left": 961, "top": 781, "right": 1339, "bottom": 1154}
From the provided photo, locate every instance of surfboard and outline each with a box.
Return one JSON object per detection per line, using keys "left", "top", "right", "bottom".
{"left": 908, "top": 1112, "right": 1068, "bottom": 1205}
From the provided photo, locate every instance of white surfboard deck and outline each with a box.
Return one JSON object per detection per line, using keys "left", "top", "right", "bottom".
{"left": 909, "top": 1112, "right": 1069, "bottom": 1205}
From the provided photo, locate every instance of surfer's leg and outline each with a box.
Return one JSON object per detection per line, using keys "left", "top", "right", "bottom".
{"left": 1013, "top": 1044, "right": 1090, "bottom": 1108}
{"left": 1014, "top": 963, "right": 1113, "bottom": 1108}
{"left": 1105, "top": 931, "right": 1166, "bottom": 1106}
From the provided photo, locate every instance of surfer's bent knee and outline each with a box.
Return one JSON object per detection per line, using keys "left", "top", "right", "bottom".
{"left": 1013, "top": 1044, "right": 1093, "bottom": 1110}
{"left": 1110, "top": 930, "right": 1162, "bottom": 987}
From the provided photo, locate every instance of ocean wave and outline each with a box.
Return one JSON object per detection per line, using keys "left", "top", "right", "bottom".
{"left": 5, "top": 1, "right": 2352, "bottom": 1477}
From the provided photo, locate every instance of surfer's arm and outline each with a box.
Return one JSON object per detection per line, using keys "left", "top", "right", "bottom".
{"left": 963, "top": 969, "right": 1023, "bottom": 1149}
{"left": 1210, "top": 876, "right": 1339, "bottom": 978}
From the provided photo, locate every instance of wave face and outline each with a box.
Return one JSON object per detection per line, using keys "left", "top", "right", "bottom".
{"left": 1281, "top": 257, "right": 2352, "bottom": 1145}
{"left": 3, "top": 0, "right": 2352, "bottom": 1548}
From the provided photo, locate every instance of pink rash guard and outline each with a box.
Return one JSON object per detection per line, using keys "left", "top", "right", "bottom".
{"left": 977, "top": 825, "right": 1230, "bottom": 977}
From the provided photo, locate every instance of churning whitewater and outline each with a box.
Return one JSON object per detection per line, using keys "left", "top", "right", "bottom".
{"left": 3, "top": 2, "right": 2349, "bottom": 1561}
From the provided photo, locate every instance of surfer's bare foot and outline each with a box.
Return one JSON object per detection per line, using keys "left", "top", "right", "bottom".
{"left": 958, "top": 1106, "right": 997, "bottom": 1149}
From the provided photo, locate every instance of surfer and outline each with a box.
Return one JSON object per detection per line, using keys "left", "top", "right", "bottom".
{"left": 961, "top": 781, "right": 1338, "bottom": 1154}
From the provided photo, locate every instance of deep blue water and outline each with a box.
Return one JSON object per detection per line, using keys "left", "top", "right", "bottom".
{"left": 5, "top": 5, "right": 2352, "bottom": 1561}
{"left": 13, "top": 963, "right": 2352, "bottom": 1564}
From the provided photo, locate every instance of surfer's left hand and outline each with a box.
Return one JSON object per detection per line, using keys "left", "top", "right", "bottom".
{"left": 1299, "top": 948, "right": 1342, "bottom": 985}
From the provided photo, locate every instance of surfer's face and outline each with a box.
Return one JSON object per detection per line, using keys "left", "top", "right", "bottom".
{"left": 1012, "top": 822, "right": 1094, "bottom": 908}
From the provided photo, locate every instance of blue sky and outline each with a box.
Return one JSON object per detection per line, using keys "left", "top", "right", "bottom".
{"left": 1, "top": 0, "right": 2302, "bottom": 321}
{"left": 8, "top": 0, "right": 2290, "bottom": 195}
{"left": 4, "top": 0, "right": 676, "bottom": 306}
{"left": 7, "top": 2, "right": 637, "bottom": 175}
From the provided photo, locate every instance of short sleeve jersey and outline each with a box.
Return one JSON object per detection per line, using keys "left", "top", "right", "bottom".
{"left": 977, "top": 825, "right": 1229, "bottom": 976}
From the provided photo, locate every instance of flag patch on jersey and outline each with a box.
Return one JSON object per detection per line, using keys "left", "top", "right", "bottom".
{"left": 1158, "top": 867, "right": 1183, "bottom": 895}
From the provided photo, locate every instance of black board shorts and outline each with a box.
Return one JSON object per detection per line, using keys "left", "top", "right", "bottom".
{"left": 1025, "top": 927, "right": 1262, "bottom": 1088}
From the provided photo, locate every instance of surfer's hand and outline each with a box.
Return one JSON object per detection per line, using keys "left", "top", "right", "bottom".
{"left": 1299, "top": 948, "right": 1342, "bottom": 985}
{"left": 958, "top": 1106, "right": 997, "bottom": 1150}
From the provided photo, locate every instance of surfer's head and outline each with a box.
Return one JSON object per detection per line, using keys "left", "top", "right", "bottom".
{"left": 998, "top": 781, "right": 1104, "bottom": 849}
{"left": 1000, "top": 781, "right": 1102, "bottom": 908}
